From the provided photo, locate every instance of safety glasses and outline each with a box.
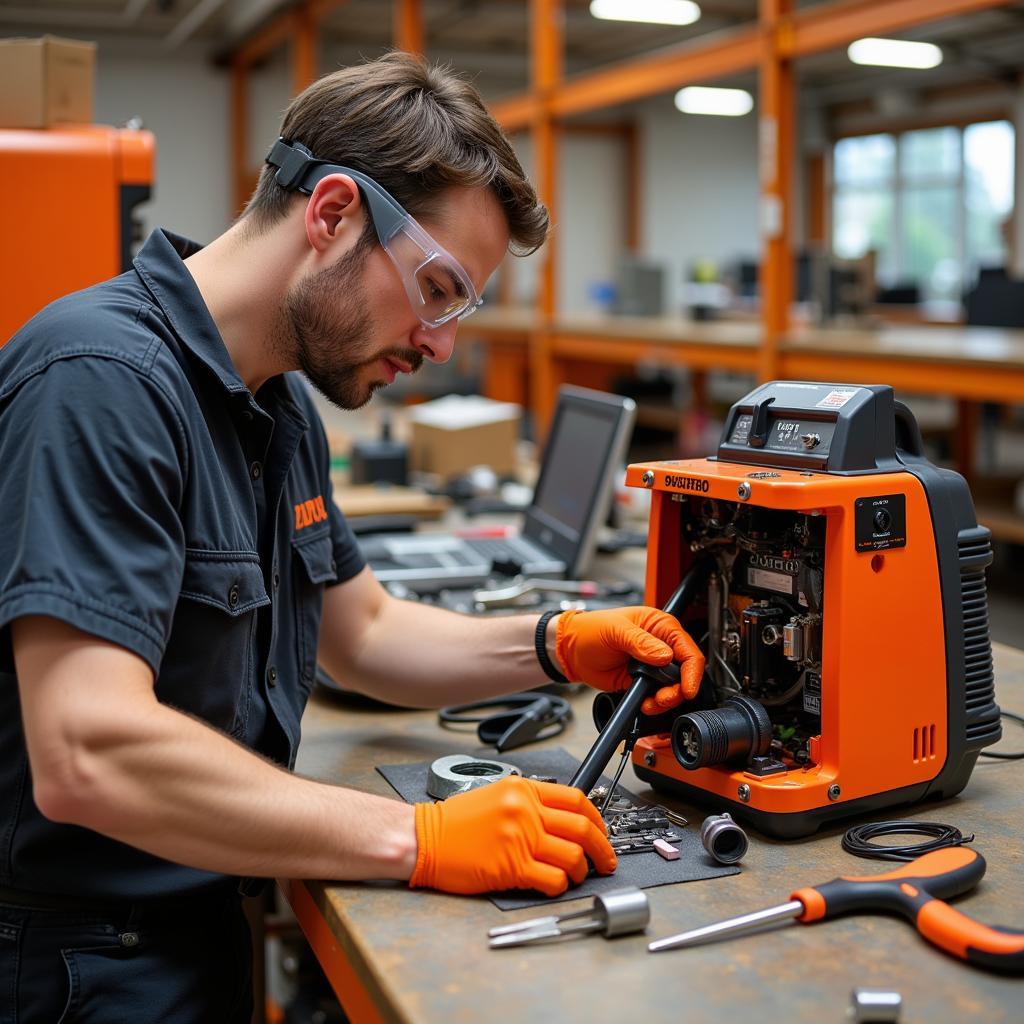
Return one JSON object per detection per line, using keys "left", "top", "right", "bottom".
{"left": 266, "top": 138, "right": 483, "bottom": 329}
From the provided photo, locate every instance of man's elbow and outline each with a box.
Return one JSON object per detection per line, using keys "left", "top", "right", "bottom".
{"left": 32, "top": 738, "right": 115, "bottom": 829}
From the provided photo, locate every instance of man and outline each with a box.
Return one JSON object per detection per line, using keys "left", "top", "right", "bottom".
{"left": 0, "top": 53, "right": 703, "bottom": 1019}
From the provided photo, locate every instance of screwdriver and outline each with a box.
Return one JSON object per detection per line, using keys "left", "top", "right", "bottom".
{"left": 649, "top": 847, "right": 1024, "bottom": 974}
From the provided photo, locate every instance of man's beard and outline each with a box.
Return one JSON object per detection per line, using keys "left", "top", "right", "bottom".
{"left": 282, "top": 244, "right": 422, "bottom": 410}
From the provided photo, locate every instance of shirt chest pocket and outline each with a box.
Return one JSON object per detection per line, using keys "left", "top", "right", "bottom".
{"left": 161, "top": 552, "right": 270, "bottom": 737}
{"left": 291, "top": 531, "right": 337, "bottom": 691}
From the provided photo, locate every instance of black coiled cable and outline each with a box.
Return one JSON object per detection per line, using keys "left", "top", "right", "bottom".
{"left": 841, "top": 820, "right": 975, "bottom": 862}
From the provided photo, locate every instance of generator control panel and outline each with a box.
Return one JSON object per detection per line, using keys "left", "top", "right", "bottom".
{"left": 715, "top": 381, "right": 916, "bottom": 476}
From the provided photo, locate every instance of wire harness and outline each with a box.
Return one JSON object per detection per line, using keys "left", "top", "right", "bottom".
{"left": 841, "top": 820, "right": 975, "bottom": 862}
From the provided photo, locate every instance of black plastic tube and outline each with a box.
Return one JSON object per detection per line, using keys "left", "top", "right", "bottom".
{"left": 569, "top": 558, "right": 712, "bottom": 794}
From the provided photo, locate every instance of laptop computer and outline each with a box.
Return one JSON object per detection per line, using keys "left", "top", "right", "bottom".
{"left": 359, "top": 386, "right": 637, "bottom": 592}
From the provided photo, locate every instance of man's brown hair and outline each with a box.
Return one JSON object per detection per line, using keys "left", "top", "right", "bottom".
{"left": 242, "top": 51, "right": 548, "bottom": 256}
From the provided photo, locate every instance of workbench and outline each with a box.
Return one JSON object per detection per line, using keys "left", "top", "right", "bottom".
{"left": 284, "top": 641, "right": 1024, "bottom": 1024}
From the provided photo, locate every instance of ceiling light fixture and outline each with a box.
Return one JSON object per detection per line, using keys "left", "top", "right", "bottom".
{"left": 674, "top": 86, "right": 753, "bottom": 117}
{"left": 590, "top": 0, "right": 701, "bottom": 28}
{"left": 847, "top": 37, "right": 943, "bottom": 70}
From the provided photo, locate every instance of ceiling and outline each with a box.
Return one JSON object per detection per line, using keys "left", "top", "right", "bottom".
{"left": 796, "top": 4, "right": 1024, "bottom": 106}
{"left": 3, "top": 0, "right": 1024, "bottom": 107}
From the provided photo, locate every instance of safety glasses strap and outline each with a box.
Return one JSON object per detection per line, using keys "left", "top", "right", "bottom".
{"left": 266, "top": 139, "right": 408, "bottom": 241}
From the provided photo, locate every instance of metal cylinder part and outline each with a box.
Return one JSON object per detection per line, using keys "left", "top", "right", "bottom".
{"left": 850, "top": 988, "right": 902, "bottom": 1023}
{"left": 426, "top": 755, "right": 521, "bottom": 800}
{"left": 596, "top": 887, "right": 650, "bottom": 936}
{"left": 700, "top": 812, "right": 749, "bottom": 864}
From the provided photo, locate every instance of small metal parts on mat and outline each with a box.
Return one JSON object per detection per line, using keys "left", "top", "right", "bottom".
{"left": 425, "top": 755, "right": 520, "bottom": 800}
{"left": 488, "top": 888, "right": 649, "bottom": 948}
{"left": 594, "top": 791, "right": 686, "bottom": 856}
{"left": 700, "top": 813, "right": 749, "bottom": 864}
{"left": 850, "top": 989, "right": 902, "bottom": 1023}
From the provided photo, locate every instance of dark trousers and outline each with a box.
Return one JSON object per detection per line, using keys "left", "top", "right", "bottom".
{"left": 0, "top": 891, "right": 253, "bottom": 1023}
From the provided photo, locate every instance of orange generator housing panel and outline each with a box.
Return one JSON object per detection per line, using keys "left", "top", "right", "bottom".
{"left": 622, "top": 381, "right": 1001, "bottom": 838}
{"left": 0, "top": 124, "right": 154, "bottom": 346}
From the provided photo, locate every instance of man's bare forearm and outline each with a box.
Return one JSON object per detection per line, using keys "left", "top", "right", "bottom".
{"left": 12, "top": 614, "right": 419, "bottom": 884}
{"left": 46, "top": 700, "right": 416, "bottom": 880}
{"left": 330, "top": 592, "right": 561, "bottom": 707}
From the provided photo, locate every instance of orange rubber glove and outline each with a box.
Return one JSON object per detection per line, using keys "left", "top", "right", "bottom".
{"left": 555, "top": 606, "right": 705, "bottom": 715}
{"left": 409, "top": 775, "right": 616, "bottom": 896}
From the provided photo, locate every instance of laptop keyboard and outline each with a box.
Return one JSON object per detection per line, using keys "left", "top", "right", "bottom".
{"left": 467, "top": 537, "right": 548, "bottom": 562}
{"left": 360, "top": 539, "right": 485, "bottom": 570}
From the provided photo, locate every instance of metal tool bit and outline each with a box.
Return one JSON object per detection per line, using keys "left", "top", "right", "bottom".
{"left": 488, "top": 888, "right": 650, "bottom": 948}
{"left": 648, "top": 900, "right": 803, "bottom": 952}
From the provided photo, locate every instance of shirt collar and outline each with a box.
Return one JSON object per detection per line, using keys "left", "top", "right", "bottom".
{"left": 133, "top": 229, "right": 309, "bottom": 429}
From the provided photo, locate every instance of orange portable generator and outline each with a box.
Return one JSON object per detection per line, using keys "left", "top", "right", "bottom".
{"left": 614, "top": 381, "right": 1001, "bottom": 838}
{"left": 0, "top": 123, "right": 154, "bottom": 346}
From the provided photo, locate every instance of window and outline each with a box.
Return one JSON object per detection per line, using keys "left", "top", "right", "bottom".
{"left": 832, "top": 121, "right": 1015, "bottom": 302}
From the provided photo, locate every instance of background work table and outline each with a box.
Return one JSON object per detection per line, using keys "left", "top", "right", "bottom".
{"left": 286, "top": 643, "right": 1024, "bottom": 1024}
{"left": 465, "top": 307, "right": 1024, "bottom": 403}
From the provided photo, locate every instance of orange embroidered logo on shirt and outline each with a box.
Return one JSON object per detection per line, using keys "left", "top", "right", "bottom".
{"left": 295, "top": 495, "right": 328, "bottom": 531}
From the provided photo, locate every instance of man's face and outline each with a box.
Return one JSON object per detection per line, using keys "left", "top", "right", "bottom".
{"left": 284, "top": 185, "right": 509, "bottom": 410}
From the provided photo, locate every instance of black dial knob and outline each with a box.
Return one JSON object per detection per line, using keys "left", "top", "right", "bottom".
{"left": 873, "top": 508, "right": 892, "bottom": 532}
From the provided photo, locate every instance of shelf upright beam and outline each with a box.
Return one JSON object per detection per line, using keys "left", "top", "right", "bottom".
{"left": 395, "top": 0, "right": 424, "bottom": 54}
{"left": 529, "top": 0, "right": 564, "bottom": 432}
{"left": 292, "top": 1, "right": 318, "bottom": 95}
{"left": 759, "top": 0, "right": 795, "bottom": 382}
{"left": 227, "top": 2, "right": 353, "bottom": 221}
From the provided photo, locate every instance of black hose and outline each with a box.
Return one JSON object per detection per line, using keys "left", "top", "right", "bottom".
{"left": 569, "top": 558, "right": 712, "bottom": 794}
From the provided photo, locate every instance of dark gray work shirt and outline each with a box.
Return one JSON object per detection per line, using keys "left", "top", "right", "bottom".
{"left": 0, "top": 229, "right": 365, "bottom": 901}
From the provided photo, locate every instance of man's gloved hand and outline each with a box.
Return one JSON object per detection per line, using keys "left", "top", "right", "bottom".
{"left": 409, "top": 775, "right": 616, "bottom": 896}
{"left": 555, "top": 606, "right": 705, "bottom": 715}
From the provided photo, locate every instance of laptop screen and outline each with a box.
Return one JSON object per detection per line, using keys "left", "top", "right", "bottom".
{"left": 523, "top": 386, "right": 636, "bottom": 577}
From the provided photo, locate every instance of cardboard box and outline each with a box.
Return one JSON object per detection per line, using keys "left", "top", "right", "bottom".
{"left": 408, "top": 395, "right": 521, "bottom": 479}
{"left": 0, "top": 36, "right": 96, "bottom": 128}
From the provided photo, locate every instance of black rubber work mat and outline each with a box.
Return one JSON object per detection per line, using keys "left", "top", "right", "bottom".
{"left": 377, "top": 746, "right": 740, "bottom": 910}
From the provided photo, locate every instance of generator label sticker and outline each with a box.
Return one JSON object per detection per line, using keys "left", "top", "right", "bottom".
{"left": 815, "top": 388, "right": 858, "bottom": 409}
{"left": 854, "top": 493, "right": 907, "bottom": 552}
{"left": 803, "top": 672, "right": 822, "bottom": 714}
{"left": 748, "top": 567, "right": 794, "bottom": 595}
{"left": 663, "top": 474, "right": 709, "bottom": 492}
{"left": 729, "top": 414, "right": 753, "bottom": 445}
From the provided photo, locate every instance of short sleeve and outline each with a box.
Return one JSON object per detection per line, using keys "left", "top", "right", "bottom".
{"left": 325, "top": 485, "right": 365, "bottom": 585}
{"left": 0, "top": 356, "right": 188, "bottom": 674}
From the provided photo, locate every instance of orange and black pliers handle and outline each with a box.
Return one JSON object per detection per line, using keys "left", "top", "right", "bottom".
{"left": 793, "top": 847, "right": 1024, "bottom": 974}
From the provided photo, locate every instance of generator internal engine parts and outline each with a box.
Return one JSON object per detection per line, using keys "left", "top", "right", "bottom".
{"left": 610, "top": 381, "right": 1001, "bottom": 838}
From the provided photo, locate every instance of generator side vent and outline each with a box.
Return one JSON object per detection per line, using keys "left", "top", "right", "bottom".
{"left": 913, "top": 724, "right": 936, "bottom": 762}
{"left": 957, "top": 527, "right": 1000, "bottom": 746}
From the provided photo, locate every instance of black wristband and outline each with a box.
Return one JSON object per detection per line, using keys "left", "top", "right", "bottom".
{"left": 535, "top": 610, "right": 569, "bottom": 684}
